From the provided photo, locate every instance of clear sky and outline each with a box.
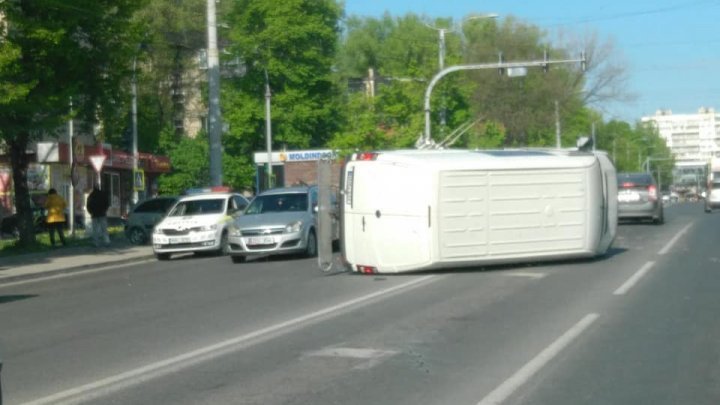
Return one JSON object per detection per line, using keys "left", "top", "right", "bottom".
{"left": 342, "top": 0, "right": 720, "bottom": 123}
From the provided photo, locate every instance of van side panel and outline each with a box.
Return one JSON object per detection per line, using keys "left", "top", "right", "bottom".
{"left": 343, "top": 162, "right": 431, "bottom": 272}
{"left": 487, "top": 169, "right": 587, "bottom": 256}
{"left": 438, "top": 168, "right": 589, "bottom": 260}
{"left": 438, "top": 171, "right": 489, "bottom": 259}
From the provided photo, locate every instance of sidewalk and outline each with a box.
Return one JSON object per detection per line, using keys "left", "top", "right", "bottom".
{"left": 0, "top": 238, "right": 155, "bottom": 285}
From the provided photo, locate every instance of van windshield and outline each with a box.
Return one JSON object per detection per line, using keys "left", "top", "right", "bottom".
{"left": 245, "top": 194, "right": 308, "bottom": 214}
{"left": 168, "top": 199, "right": 225, "bottom": 216}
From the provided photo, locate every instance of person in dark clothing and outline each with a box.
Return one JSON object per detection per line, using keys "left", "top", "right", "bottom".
{"left": 86, "top": 186, "right": 111, "bottom": 247}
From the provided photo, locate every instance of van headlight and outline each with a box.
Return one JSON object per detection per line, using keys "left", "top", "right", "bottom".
{"left": 198, "top": 224, "right": 217, "bottom": 232}
{"left": 285, "top": 221, "right": 302, "bottom": 233}
{"left": 153, "top": 227, "right": 163, "bottom": 235}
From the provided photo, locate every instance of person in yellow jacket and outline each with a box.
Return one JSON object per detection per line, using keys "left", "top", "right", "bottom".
{"left": 44, "top": 188, "right": 67, "bottom": 246}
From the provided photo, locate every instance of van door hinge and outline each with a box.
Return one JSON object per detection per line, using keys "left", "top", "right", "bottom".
{"left": 362, "top": 216, "right": 366, "bottom": 232}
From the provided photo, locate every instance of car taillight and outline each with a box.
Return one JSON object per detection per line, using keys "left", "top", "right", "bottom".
{"left": 356, "top": 265, "right": 377, "bottom": 274}
{"left": 621, "top": 182, "right": 635, "bottom": 188}
{"left": 355, "top": 152, "right": 379, "bottom": 161}
{"left": 648, "top": 185, "right": 657, "bottom": 201}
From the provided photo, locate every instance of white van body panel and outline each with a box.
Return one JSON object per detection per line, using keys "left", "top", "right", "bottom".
{"left": 342, "top": 149, "right": 617, "bottom": 274}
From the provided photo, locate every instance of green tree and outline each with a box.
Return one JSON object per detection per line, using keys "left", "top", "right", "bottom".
{"left": 222, "top": 0, "right": 341, "bottom": 182}
{"left": 0, "top": 0, "right": 143, "bottom": 247}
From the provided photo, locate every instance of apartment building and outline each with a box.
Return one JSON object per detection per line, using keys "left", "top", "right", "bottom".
{"left": 641, "top": 107, "right": 720, "bottom": 188}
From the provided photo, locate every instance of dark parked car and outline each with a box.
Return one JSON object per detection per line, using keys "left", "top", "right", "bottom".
{"left": 124, "top": 196, "right": 178, "bottom": 244}
{"left": 0, "top": 200, "right": 46, "bottom": 237}
{"left": 617, "top": 172, "right": 664, "bottom": 224}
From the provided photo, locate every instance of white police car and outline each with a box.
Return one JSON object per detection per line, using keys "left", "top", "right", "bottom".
{"left": 152, "top": 187, "right": 249, "bottom": 260}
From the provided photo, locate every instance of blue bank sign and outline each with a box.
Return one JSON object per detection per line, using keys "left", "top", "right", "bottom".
{"left": 282, "top": 150, "right": 337, "bottom": 162}
{"left": 254, "top": 149, "right": 337, "bottom": 164}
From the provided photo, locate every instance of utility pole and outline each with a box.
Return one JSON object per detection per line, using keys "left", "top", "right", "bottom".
{"left": 206, "top": 0, "right": 222, "bottom": 186}
{"left": 612, "top": 139, "right": 616, "bottom": 161}
{"left": 68, "top": 98, "right": 75, "bottom": 236}
{"left": 131, "top": 57, "right": 139, "bottom": 204}
{"left": 555, "top": 100, "right": 561, "bottom": 148}
{"left": 438, "top": 28, "right": 447, "bottom": 70}
{"left": 366, "top": 68, "right": 375, "bottom": 98}
{"left": 591, "top": 122, "right": 596, "bottom": 151}
{"left": 264, "top": 69, "right": 273, "bottom": 190}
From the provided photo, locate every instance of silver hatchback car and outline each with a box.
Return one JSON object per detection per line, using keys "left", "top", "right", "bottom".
{"left": 227, "top": 186, "right": 337, "bottom": 263}
{"left": 617, "top": 172, "right": 664, "bottom": 224}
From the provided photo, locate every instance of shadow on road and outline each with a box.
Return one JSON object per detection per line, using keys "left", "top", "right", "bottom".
{"left": 0, "top": 294, "right": 38, "bottom": 304}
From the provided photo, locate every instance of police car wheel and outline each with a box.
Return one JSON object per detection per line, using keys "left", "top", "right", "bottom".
{"left": 218, "top": 232, "right": 229, "bottom": 256}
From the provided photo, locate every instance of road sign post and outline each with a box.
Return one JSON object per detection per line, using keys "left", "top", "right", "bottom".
{"left": 133, "top": 169, "right": 145, "bottom": 192}
{"left": 89, "top": 155, "right": 106, "bottom": 187}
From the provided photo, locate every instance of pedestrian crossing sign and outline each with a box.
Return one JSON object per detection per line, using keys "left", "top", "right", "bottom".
{"left": 133, "top": 169, "right": 145, "bottom": 191}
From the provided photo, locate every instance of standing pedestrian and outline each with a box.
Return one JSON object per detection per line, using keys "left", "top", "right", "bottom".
{"left": 86, "top": 186, "right": 111, "bottom": 247}
{"left": 44, "top": 188, "right": 67, "bottom": 246}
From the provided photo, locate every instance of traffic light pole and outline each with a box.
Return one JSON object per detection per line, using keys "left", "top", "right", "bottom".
{"left": 422, "top": 54, "right": 586, "bottom": 147}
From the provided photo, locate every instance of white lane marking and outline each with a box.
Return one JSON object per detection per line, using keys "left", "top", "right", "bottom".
{"left": 0, "top": 259, "right": 156, "bottom": 289}
{"left": 22, "top": 275, "right": 438, "bottom": 405}
{"left": 306, "top": 347, "right": 399, "bottom": 370}
{"left": 503, "top": 271, "right": 546, "bottom": 279}
{"left": 306, "top": 347, "right": 397, "bottom": 359}
{"left": 476, "top": 313, "right": 599, "bottom": 405}
{"left": 613, "top": 261, "right": 655, "bottom": 296}
{"left": 658, "top": 222, "right": 693, "bottom": 255}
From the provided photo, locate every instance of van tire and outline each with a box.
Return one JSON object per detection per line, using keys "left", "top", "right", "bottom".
{"left": 305, "top": 230, "right": 317, "bottom": 258}
{"left": 155, "top": 252, "right": 170, "bottom": 261}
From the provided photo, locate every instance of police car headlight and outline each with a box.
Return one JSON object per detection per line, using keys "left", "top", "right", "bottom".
{"left": 153, "top": 227, "right": 162, "bottom": 235}
{"left": 198, "top": 224, "right": 217, "bottom": 232}
{"left": 285, "top": 221, "right": 302, "bottom": 233}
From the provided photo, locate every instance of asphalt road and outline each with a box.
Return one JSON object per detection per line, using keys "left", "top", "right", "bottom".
{"left": 1, "top": 202, "right": 717, "bottom": 405}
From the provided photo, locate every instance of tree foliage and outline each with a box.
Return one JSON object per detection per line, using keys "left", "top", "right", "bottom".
{"left": 0, "top": 0, "right": 143, "bottom": 246}
{"left": 223, "top": 0, "right": 341, "bottom": 154}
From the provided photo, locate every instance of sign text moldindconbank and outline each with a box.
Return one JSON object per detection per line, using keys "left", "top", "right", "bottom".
{"left": 281, "top": 150, "right": 337, "bottom": 162}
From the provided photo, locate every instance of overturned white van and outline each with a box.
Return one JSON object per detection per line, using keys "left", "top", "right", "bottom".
{"left": 341, "top": 149, "right": 617, "bottom": 274}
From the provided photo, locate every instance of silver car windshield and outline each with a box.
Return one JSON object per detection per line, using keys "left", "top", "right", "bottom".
{"left": 168, "top": 199, "right": 225, "bottom": 216}
{"left": 245, "top": 194, "right": 308, "bottom": 214}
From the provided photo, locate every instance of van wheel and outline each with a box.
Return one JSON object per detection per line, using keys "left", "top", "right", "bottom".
{"left": 128, "top": 227, "right": 146, "bottom": 245}
{"left": 231, "top": 255, "right": 246, "bottom": 264}
{"left": 155, "top": 252, "right": 170, "bottom": 261}
{"left": 305, "top": 230, "right": 317, "bottom": 258}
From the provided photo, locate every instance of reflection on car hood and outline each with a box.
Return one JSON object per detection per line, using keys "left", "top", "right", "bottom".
{"left": 235, "top": 212, "right": 309, "bottom": 229}
{"left": 158, "top": 214, "right": 225, "bottom": 229}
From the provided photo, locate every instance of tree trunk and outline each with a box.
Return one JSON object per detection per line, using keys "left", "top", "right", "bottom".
{"left": 9, "top": 133, "right": 37, "bottom": 247}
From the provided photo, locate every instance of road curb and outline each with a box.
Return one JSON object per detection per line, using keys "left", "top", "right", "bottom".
{"left": 0, "top": 254, "right": 156, "bottom": 285}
